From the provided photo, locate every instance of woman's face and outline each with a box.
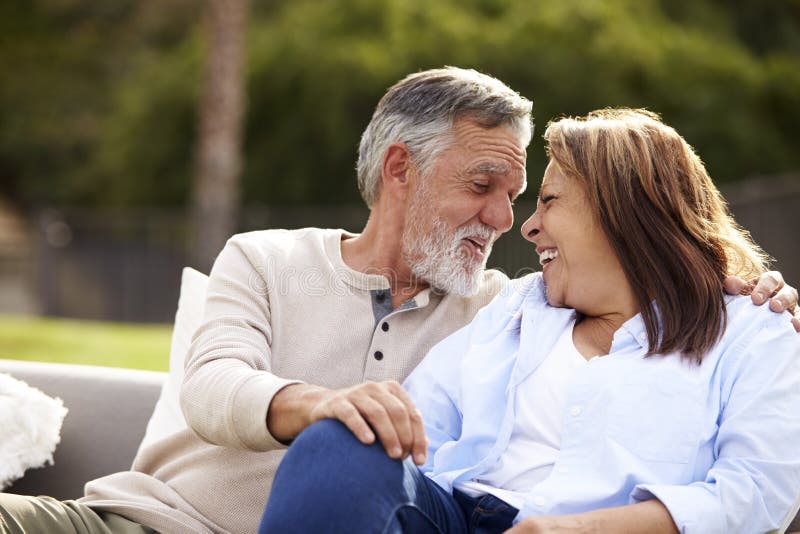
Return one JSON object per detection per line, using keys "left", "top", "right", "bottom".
{"left": 521, "top": 160, "right": 632, "bottom": 315}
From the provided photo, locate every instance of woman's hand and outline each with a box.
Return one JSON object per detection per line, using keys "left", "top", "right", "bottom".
{"left": 504, "top": 501, "right": 679, "bottom": 534}
{"left": 504, "top": 515, "right": 593, "bottom": 533}
{"left": 724, "top": 271, "right": 800, "bottom": 331}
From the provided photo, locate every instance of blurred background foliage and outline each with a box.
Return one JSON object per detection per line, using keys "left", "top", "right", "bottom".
{"left": 2, "top": 0, "right": 799, "bottom": 209}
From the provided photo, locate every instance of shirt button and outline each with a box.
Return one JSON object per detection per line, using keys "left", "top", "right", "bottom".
{"left": 381, "top": 322, "right": 389, "bottom": 332}
{"left": 374, "top": 351, "right": 384, "bottom": 361}
{"left": 570, "top": 406, "right": 582, "bottom": 417}
{"left": 533, "top": 496, "right": 546, "bottom": 507}
{"left": 376, "top": 292, "right": 386, "bottom": 303}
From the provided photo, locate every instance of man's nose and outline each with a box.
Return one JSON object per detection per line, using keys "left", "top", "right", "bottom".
{"left": 481, "top": 195, "right": 514, "bottom": 235}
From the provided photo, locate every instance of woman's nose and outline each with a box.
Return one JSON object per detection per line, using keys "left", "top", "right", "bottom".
{"left": 521, "top": 209, "right": 541, "bottom": 243}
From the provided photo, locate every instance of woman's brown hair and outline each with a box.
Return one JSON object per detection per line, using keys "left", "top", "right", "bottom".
{"left": 544, "top": 109, "right": 769, "bottom": 361}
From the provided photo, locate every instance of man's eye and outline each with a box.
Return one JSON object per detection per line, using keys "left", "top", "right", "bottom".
{"left": 473, "top": 183, "right": 490, "bottom": 192}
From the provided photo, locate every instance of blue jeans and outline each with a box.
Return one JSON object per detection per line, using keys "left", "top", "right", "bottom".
{"left": 259, "top": 420, "right": 518, "bottom": 534}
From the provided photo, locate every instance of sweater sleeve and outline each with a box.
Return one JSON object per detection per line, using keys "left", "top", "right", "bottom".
{"left": 631, "top": 317, "right": 800, "bottom": 534}
{"left": 180, "top": 236, "right": 302, "bottom": 451}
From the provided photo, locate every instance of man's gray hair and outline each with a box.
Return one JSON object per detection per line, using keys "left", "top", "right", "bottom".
{"left": 356, "top": 67, "right": 533, "bottom": 208}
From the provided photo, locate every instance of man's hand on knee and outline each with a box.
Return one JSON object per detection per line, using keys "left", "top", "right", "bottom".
{"left": 309, "top": 380, "right": 428, "bottom": 465}
{"left": 267, "top": 381, "right": 428, "bottom": 465}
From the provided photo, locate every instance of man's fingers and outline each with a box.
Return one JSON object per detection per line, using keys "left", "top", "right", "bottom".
{"left": 751, "top": 271, "right": 784, "bottom": 305}
{"left": 373, "top": 390, "right": 415, "bottom": 457}
{"left": 769, "top": 286, "right": 797, "bottom": 313}
{"left": 723, "top": 275, "right": 749, "bottom": 297}
{"left": 327, "top": 399, "right": 375, "bottom": 445}
{"left": 387, "top": 382, "right": 428, "bottom": 465}
{"left": 311, "top": 381, "right": 425, "bottom": 461}
{"left": 772, "top": 285, "right": 799, "bottom": 314}
{"left": 354, "top": 395, "right": 405, "bottom": 458}
{"left": 409, "top": 409, "right": 428, "bottom": 466}
{"left": 729, "top": 271, "right": 799, "bottom": 322}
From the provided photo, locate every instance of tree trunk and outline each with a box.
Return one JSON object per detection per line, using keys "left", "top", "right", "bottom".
{"left": 190, "top": 0, "right": 249, "bottom": 272}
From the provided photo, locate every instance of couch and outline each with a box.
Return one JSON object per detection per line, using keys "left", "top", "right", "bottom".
{"left": 0, "top": 359, "right": 166, "bottom": 500}
{"left": 0, "top": 267, "right": 202, "bottom": 500}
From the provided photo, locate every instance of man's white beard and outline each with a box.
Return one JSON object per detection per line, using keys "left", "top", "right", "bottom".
{"left": 402, "top": 191, "right": 495, "bottom": 296}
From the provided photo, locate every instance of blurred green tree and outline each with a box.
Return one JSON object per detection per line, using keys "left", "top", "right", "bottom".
{"left": 0, "top": 0, "right": 200, "bottom": 205}
{"left": 1, "top": 0, "right": 798, "bottom": 209}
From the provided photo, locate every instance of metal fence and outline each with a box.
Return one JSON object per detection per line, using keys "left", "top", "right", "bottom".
{"left": 721, "top": 176, "right": 800, "bottom": 286}
{"left": 1, "top": 176, "right": 798, "bottom": 323}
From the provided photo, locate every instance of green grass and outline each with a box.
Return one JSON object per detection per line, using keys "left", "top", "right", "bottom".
{"left": 0, "top": 315, "right": 172, "bottom": 371}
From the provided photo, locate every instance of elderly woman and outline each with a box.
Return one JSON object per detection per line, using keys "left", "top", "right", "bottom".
{"left": 260, "top": 110, "right": 800, "bottom": 534}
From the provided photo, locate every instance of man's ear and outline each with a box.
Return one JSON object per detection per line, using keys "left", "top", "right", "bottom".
{"left": 380, "top": 143, "right": 416, "bottom": 199}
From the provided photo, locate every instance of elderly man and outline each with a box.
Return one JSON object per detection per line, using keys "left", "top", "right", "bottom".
{"left": 0, "top": 68, "right": 795, "bottom": 534}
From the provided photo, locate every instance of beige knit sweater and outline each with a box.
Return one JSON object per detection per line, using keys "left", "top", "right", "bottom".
{"left": 81, "top": 228, "right": 508, "bottom": 534}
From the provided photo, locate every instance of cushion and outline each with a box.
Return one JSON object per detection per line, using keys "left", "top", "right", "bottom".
{"left": 1, "top": 360, "right": 164, "bottom": 499}
{"left": 136, "top": 267, "right": 208, "bottom": 452}
{"left": 0, "top": 372, "right": 68, "bottom": 489}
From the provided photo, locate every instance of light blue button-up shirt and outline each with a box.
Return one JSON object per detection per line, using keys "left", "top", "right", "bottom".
{"left": 404, "top": 274, "right": 800, "bottom": 533}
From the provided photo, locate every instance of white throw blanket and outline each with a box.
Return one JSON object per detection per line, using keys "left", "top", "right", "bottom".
{"left": 0, "top": 372, "right": 68, "bottom": 489}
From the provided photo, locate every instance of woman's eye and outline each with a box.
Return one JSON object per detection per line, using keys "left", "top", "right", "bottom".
{"left": 540, "top": 195, "right": 556, "bottom": 204}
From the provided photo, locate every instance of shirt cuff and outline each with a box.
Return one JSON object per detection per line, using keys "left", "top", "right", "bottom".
{"left": 631, "top": 484, "right": 723, "bottom": 534}
{"left": 230, "top": 373, "right": 303, "bottom": 451}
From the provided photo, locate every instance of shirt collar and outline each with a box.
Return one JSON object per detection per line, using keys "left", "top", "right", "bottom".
{"left": 612, "top": 301, "right": 663, "bottom": 353}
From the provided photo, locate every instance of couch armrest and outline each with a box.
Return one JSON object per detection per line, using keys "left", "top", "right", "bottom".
{"left": 0, "top": 359, "right": 165, "bottom": 500}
